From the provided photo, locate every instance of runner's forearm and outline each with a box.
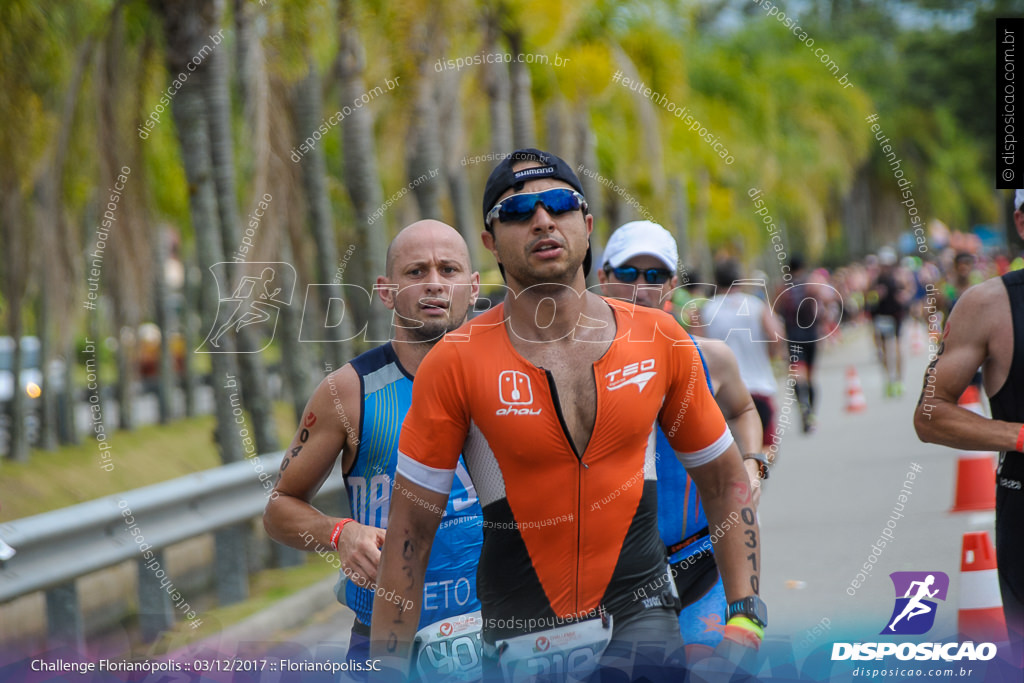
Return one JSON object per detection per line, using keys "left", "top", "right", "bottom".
{"left": 689, "top": 451, "right": 761, "bottom": 604}
{"left": 263, "top": 493, "right": 341, "bottom": 550}
{"left": 705, "top": 487, "right": 761, "bottom": 604}
{"left": 369, "top": 477, "right": 446, "bottom": 671}
{"left": 915, "top": 399, "right": 1022, "bottom": 453}
{"left": 728, "top": 405, "right": 764, "bottom": 458}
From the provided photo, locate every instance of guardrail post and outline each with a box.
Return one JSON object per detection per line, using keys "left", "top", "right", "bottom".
{"left": 45, "top": 581, "right": 84, "bottom": 648}
{"left": 136, "top": 552, "right": 174, "bottom": 641}
{"left": 271, "top": 541, "right": 305, "bottom": 568}
{"left": 214, "top": 522, "right": 250, "bottom": 605}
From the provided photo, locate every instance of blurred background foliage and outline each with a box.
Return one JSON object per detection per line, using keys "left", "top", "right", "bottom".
{"left": 0, "top": 0, "right": 1017, "bottom": 463}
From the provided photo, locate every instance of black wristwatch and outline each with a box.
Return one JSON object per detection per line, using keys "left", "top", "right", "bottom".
{"left": 727, "top": 595, "right": 768, "bottom": 628}
{"left": 742, "top": 452, "right": 770, "bottom": 481}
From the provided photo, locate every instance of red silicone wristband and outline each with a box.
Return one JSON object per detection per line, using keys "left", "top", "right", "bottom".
{"left": 330, "top": 518, "right": 354, "bottom": 550}
{"left": 1016, "top": 424, "right": 1024, "bottom": 453}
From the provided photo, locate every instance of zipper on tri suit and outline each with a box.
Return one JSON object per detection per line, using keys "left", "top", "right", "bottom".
{"left": 544, "top": 370, "right": 581, "bottom": 461}
{"left": 544, "top": 369, "right": 585, "bottom": 613}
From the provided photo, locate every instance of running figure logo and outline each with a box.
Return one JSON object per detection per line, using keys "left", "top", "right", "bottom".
{"left": 198, "top": 263, "right": 295, "bottom": 353}
{"left": 882, "top": 571, "right": 949, "bottom": 635}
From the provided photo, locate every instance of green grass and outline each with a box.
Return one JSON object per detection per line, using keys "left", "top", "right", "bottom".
{"left": 147, "top": 559, "right": 338, "bottom": 656}
{"left": 0, "top": 402, "right": 299, "bottom": 521}
{"left": 2, "top": 400, "right": 330, "bottom": 653}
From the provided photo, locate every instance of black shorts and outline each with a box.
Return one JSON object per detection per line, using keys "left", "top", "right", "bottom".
{"left": 670, "top": 547, "right": 719, "bottom": 610}
{"left": 874, "top": 314, "right": 903, "bottom": 339}
{"left": 997, "top": 454, "right": 1024, "bottom": 666}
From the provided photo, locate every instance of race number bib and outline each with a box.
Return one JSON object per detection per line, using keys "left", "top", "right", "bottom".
{"left": 412, "top": 611, "right": 483, "bottom": 682}
{"left": 494, "top": 615, "right": 613, "bottom": 682}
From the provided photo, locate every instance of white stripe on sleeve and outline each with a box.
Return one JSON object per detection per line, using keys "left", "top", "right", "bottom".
{"left": 396, "top": 452, "right": 456, "bottom": 495}
{"left": 674, "top": 428, "right": 734, "bottom": 469}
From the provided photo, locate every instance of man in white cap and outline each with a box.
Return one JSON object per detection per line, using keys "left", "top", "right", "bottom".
{"left": 598, "top": 220, "right": 768, "bottom": 660}
{"left": 914, "top": 189, "right": 1024, "bottom": 667}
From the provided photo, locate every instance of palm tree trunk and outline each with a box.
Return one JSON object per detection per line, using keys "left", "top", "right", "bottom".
{"left": 407, "top": 69, "right": 442, "bottom": 219}
{"left": 2, "top": 185, "right": 30, "bottom": 462}
{"left": 153, "top": 230, "right": 175, "bottom": 423}
{"left": 7, "top": 314, "right": 28, "bottom": 462}
{"left": 505, "top": 29, "right": 535, "bottom": 149}
{"left": 96, "top": 11, "right": 141, "bottom": 433}
{"left": 482, "top": 8, "right": 512, "bottom": 154}
{"left": 574, "top": 109, "right": 602, "bottom": 287}
{"left": 180, "top": 256, "right": 199, "bottom": 418}
{"left": 277, "top": 237, "right": 313, "bottom": 423}
{"left": 543, "top": 96, "right": 572, "bottom": 160}
{"left": 337, "top": 2, "right": 388, "bottom": 344}
{"left": 437, "top": 69, "right": 480, "bottom": 266}
{"left": 58, "top": 337, "right": 78, "bottom": 445}
{"left": 203, "top": 0, "right": 278, "bottom": 453}
{"left": 693, "top": 168, "right": 712, "bottom": 274}
{"left": 44, "top": 38, "right": 94, "bottom": 447}
{"left": 292, "top": 59, "right": 352, "bottom": 370}
{"left": 154, "top": 0, "right": 244, "bottom": 465}
{"left": 670, "top": 174, "right": 689, "bottom": 274}
{"left": 233, "top": 0, "right": 256, "bottom": 116}
{"left": 38, "top": 196, "right": 58, "bottom": 452}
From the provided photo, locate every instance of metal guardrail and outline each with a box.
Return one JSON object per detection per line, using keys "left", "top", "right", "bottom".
{"left": 0, "top": 452, "right": 345, "bottom": 643}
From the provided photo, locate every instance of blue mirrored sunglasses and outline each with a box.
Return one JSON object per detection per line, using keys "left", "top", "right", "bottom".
{"left": 605, "top": 265, "right": 674, "bottom": 284}
{"left": 486, "top": 188, "right": 587, "bottom": 227}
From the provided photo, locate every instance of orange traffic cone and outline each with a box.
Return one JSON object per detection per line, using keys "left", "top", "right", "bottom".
{"left": 958, "top": 531, "right": 1007, "bottom": 643}
{"left": 950, "top": 385, "right": 997, "bottom": 512}
{"left": 845, "top": 366, "right": 867, "bottom": 413}
{"left": 950, "top": 456, "right": 996, "bottom": 512}
{"left": 958, "top": 385, "right": 989, "bottom": 417}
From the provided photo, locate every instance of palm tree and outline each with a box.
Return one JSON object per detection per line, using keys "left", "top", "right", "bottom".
{"left": 97, "top": 6, "right": 153, "bottom": 432}
{"left": 336, "top": 0, "right": 388, "bottom": 343}
{"left": 437, "top": 68, "right": 481, "bottom": 266}
{"left": 292, "top": 57, "right": 353, "bottom": 370}
{"left": 505, "top": 26, "right": 536, "bottom": 149}
{"left": 405, "top": 17, "right": 444, "bottom": 220}
{"left": 0, "top": 1, "right": 64, "bottom": 461}
{"left": 38, "top": 23, "right": 96, "bottom": 446}
{"left": 203, "top": 0, "right": 278, "bottom": 453}
{"left": 151, "top": 0, "right": 244, "bottom": 466}
{"left": 480, "top": 5, "right": 512, "bottom": 155}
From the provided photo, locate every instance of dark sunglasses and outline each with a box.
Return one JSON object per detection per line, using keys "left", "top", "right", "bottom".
{"left": 605, "top": 265, "right": 674, "bottom": 284}
{"left": 486, "top": 188, "right": 588, "bottom": 227}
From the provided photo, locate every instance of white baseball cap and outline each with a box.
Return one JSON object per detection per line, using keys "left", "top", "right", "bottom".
{"left": 602, "top": 220, "right": 678, "bottom": 271}
{"left": 1015, "top": 189, "right": 1024, "bottom": 210}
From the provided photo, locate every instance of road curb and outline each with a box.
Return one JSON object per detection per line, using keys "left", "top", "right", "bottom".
{"left": 171, "top": 574, "right": 344, "bottom": 655}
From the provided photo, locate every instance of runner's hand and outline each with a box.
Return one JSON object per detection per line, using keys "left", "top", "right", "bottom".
{"left": 722, "top": 622, "right": 762, "bottom": 649}
{"left": 337, "top": 522, "right": 386, "bottom": 588}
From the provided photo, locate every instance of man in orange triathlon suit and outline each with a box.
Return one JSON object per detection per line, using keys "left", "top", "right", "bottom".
{"left": 370, "top": 149, "right": 765, "bottom": 681}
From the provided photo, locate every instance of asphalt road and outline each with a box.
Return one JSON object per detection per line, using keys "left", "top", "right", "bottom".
{"left": 759, "top": 322, "right": 997, "bottom": 644}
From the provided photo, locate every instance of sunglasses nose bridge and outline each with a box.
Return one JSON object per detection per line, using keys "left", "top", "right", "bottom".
{"left": 526, "top": 200, "right": 558, "bottom": 230}
{"left": 612, "top": 267, "right": 640, "bottom": 283}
